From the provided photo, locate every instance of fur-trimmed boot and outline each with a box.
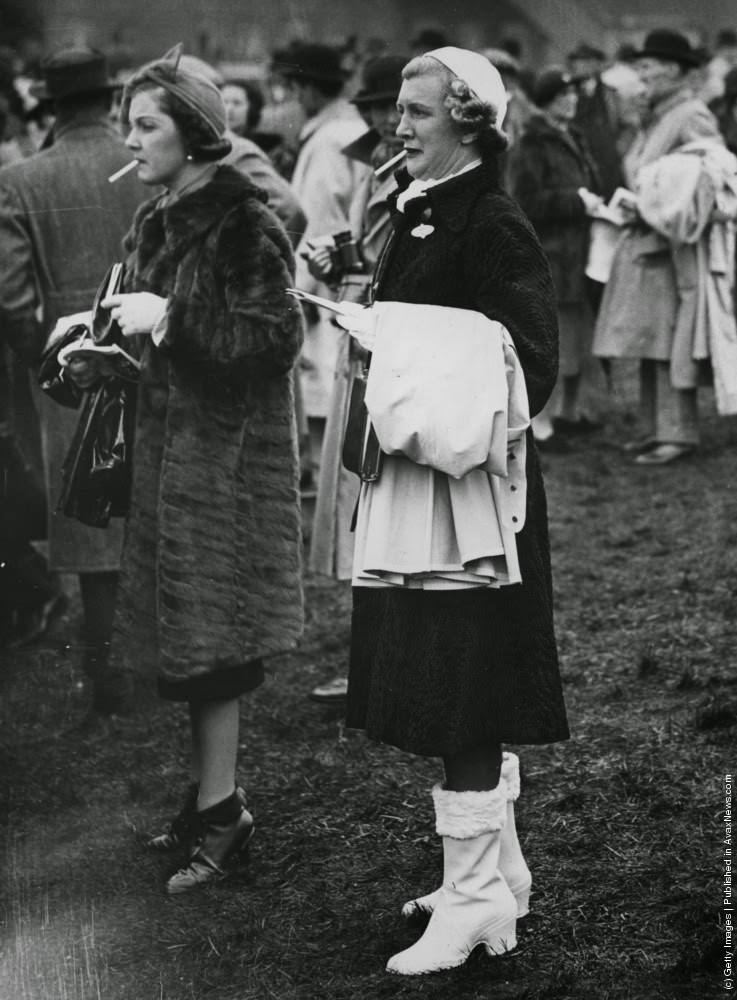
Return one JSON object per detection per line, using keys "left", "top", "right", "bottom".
{"left": 165, "top": 789, "right": 254, "bottom": 894}
{"left": 386, "top": 783, "right": 517, "bottom": 976}
{"left": 402, "top": 752, "right": 532, "bottom": 919}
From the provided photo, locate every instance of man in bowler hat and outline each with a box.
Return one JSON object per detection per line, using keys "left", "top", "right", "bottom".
{"left": 0, "top": 47, "right": 147, "bottom": 711}
{"left": 593, "top": 30, "right": 725, "bottom": 466}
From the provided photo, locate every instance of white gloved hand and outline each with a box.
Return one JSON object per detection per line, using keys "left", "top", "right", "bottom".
{"left": 100, "top": 292, "right": 168, "bottom": 337}
{"left": 577, "top": 187, "right": 604, "bottom": 216}
{"left": 334, "top": 303, "right": 376, "bottom": 352}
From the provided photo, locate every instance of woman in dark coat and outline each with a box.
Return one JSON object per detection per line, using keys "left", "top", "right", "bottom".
{"left": 510, "top": 67, "right": 602, "bottom": 446}
{"left": 68, "top": 48, "right": 304, "bottom": 893}
{"left": 339, "top": 48, "right": 569, "bottom": 975}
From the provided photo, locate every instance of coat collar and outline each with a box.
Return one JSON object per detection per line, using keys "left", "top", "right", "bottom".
{"left": 645, "top": 84, "right": 695, "bottom": 124}
{"left": 390, "top": 163, "right": 497, "bottom": 234}
{"left": 50, "top": 114, "right": 123, "bottom": 145}
{"left": 137, "top": 165, "right": 265, "bottom": 256}
{"left": 342, "top": 127, "right": 380, "bottom": 165}
{"left": 523, "top": 111, "right": 587, "bottom": 156}
{"left": 298, "top": 98, "right": 360, "bottom": 145}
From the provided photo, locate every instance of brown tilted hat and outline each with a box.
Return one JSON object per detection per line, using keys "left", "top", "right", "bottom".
{"left": 122, "top": 43, "right": 227, "bottom": 139}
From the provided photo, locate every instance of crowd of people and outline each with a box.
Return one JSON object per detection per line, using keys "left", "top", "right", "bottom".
{"left": 0, "top": 20, "right": 736, "bottom": 977}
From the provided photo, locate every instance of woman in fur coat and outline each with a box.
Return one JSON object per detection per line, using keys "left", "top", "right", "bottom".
{"left": 68, "top": 48, "right": 304, "bottom": 893}
{"left": 337, "top": 48, "right": 569, "bottom": 975}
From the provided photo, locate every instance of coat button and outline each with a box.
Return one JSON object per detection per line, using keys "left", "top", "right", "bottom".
{"left": 510, "top": 485, "right": 517, "bottom": 492}
{"left": 512, "top": 516, "right": 518, "bottom": 523}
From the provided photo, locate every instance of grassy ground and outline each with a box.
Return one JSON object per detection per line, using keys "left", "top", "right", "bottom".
{"left": 0, "top": 363, "right": 733, "bottom": 1000}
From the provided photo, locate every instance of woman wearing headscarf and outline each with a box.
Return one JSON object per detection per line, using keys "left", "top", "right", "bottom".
{"left": 336, "top": 48, "right": 569, "bottom": 974}
{"left": 67, "top": 45, "right": 304, "bottom": 893}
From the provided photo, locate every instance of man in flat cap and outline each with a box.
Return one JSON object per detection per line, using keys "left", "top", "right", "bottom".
{"left": 0, "top": 47, "right": 147, "bottom": 711}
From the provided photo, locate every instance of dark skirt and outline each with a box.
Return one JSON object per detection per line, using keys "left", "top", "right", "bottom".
{"left": 346, "top": 496, "right": 569, "bottom": 757}
{"left": 158, "top": 658, "right": 264, "bottom": 703}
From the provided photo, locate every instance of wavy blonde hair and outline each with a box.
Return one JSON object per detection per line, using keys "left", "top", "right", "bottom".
{"left": 402, "top": 54, "right": 509, "bottom": 153}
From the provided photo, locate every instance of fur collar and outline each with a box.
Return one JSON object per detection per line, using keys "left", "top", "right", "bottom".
{"left": 133, "top": 165, "right": 266, "bottom": 258}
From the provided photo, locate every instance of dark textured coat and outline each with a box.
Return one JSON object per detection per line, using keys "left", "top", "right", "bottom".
{"left": 347, "top": 165, "right": 569, "bottom": 755}
{"left": 0, "top": 115, "right": 148, "bottom": 572}
{"left": 510, "top": 113, "right": 600, "bottom": 305}
{"left": 114, "top": 166, "right": 304, "bottom": 688}
{"left": 574, "top": 80, "right": 635, "bottom": 199}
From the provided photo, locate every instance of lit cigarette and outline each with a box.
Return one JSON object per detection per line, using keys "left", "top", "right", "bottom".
{"left": 108, "top": 161, "right": 138, "bottom": 184}
{"left": 374, "top": 149, "right": 407, "bottom": 177}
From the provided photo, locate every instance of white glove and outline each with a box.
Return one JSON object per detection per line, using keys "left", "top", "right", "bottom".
{"left": 334, "top": 303, "right": 376, "bottom": 352}
{"left": 578, "top": 187, "right": 604, "bottom": 216}
{"left": 100, "top": 292, "right": 168, "bottom": 337}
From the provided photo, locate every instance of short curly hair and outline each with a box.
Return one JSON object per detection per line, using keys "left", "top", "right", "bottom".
{"left": 402, "top": 54, "right": 509, "bottom": 155}
{"left": 122, "top": 70, "right": 231, "bottom": 163}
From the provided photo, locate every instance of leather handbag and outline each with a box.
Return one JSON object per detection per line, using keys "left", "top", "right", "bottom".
{"left": 57, "top": 378, "right": 136, "bottom": 528}
{"left": 342, "top": 359, "right": 383, "bottom": 482}
{"left": 38, "top": 262, "right": 129, "bottom": 406}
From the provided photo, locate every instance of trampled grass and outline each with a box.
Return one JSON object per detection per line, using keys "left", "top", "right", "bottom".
{"left": 0, "top": 363, "right": 733, "bottom": 999}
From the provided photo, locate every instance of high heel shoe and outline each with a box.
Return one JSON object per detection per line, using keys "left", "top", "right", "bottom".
{"left": 147, "top": 782, "right": 199, "bottom": 852}
{"left": 148, "top": 783, "right": 248, "bottom": 853}
{"left": 165, "top": 789, "right": 254, "bottom": 895}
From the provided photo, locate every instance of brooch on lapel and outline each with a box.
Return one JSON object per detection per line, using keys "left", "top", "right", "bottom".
{"left": 411, "top": 207, "right": 434, "bottom": 239}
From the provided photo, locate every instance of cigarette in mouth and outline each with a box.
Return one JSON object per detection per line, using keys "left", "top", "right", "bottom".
{"left": 374, "top": 150, "right": 407, "bottom": 177}
{"left": 108, "top": 161, "right": 138, "bottom": 184}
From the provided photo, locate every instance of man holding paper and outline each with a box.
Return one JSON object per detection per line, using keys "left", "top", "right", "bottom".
{"left": 593, "top": 30, "right": 734, "bottom": 465}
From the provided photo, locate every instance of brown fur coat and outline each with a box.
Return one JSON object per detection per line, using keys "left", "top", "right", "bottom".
{"left": 114, "top": 166, "right": 304, "bottom": 686}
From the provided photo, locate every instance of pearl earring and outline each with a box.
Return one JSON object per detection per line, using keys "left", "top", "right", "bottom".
{"left": 186, "top": 154, "right": 193, "bottom": 161}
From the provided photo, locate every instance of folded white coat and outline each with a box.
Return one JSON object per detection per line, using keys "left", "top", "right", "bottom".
{"left": 353, "top": 302, "right": 529, "bottom": 590}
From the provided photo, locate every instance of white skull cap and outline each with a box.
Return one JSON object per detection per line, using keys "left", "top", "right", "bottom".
{"left": 426, "top": 46, "right": 508, "bottom": 127}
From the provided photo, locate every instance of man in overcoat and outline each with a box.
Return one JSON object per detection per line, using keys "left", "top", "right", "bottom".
{"left": 0, "top": 48, "right": 147, "bottom": 710}
{"left": 593, "top": 30, "right": 723, "bottom": 465}
{"left": 274, "top": 43, "right": 369, "bottom": 487}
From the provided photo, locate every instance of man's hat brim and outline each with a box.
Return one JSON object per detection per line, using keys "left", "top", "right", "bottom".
{"left": 351, "top": 87, "right": 398, "bottom": 106}
{"left": 632, "top": 44, "right": 702, "bottom": 68}
{"left": 29, "top": 79, "right": 120, "bottom": 101}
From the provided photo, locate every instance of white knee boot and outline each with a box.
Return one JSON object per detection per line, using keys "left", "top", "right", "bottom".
{"left": 386, "top": 782, "right": 517, "bottom": 976}
{"left": 401, "top": 752, "right": 532, "bottom": 919}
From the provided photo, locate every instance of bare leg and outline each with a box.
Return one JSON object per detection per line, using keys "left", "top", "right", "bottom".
{"left": 443, "top": 742, "right": 503, "bottom": 792}
{"left": 189, "top": 698, "right": 240, "bottom": 810}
